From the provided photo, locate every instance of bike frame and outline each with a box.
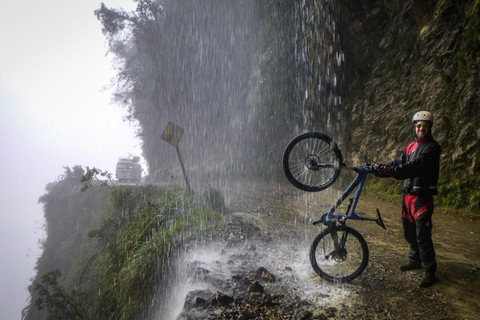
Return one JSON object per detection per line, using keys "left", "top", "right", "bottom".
{"left": 312, "top": 167, "right": 386, "bottom": 229}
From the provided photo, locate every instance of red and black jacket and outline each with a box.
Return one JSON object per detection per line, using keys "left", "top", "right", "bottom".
{"left": 386, "top": 137, "right": 441, "bottom": 197}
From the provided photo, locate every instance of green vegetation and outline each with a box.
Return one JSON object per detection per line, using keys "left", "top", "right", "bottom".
{"left": 361, "top": 171, "right": 480, "bottom": 214}
{"left": 363, "top": 178, "right": 403, "bottom": 198}
{"left": 437, "top": 173, "right": 480, "bottom": 213}
{"left": 33, "top": 270, "right": 87, "bottom": 320}
{"left": 24, "top": 167, "right": 226, "bottom": 319}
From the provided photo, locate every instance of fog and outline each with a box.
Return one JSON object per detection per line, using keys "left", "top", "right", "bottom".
{"left": 0, "top": 1, "right": 139, "bottom": 318}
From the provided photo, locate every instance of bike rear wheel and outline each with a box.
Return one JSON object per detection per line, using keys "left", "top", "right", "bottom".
{"left": 309, "top": 226, "right": 369, "bottom": 283}
{"left": 283, "top": 132, "right": 342, "bottom": 192}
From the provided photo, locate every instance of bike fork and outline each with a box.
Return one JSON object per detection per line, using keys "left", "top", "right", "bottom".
{"left": 326, "top": 225, "right": 348, "bottom": 259}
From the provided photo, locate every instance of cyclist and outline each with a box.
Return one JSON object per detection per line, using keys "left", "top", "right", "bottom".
{"left": 373, "top": 111, "right": 441, "bottom": 288}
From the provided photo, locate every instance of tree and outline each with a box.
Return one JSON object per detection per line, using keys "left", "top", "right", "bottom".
{"left": 34, "top": 270, "right": 87, "bottom": 320}
{"left": 80, "top": 167, "right": 114, "bottom": 192}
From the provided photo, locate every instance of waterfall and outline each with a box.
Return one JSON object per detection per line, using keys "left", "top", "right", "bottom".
{"left": 97, "top": 1, "right": 345, "bottom": 318}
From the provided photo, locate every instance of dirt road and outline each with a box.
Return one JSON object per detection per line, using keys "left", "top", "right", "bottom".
{"left": 224, "top": 179, "right": 480, "bottom": 320}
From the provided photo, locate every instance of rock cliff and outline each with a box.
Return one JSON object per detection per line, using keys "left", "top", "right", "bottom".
{"left": 337, "top": 0, "right": 479, "bottom": 210}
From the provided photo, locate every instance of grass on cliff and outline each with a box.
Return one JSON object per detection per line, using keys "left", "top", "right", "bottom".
{"left": 84, "top": 185, "right": 226, "bottom": 319}
{"left": 28, "top": 170, "right": 227, "bottom": 320}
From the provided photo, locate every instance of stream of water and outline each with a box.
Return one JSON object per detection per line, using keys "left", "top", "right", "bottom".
{"left": 154, "top": 237, "right": 355, "bottom": 319}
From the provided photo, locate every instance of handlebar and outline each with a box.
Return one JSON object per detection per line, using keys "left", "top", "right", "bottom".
{"left": 339, "top": 164, "right": 372, "bottom": 173}
{"left": 352, "top": 166, "right": 370, "bottom": 173}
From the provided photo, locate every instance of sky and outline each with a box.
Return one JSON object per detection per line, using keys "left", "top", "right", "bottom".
{"left": 0, "top": 1, "right": 141, "bottom": 318}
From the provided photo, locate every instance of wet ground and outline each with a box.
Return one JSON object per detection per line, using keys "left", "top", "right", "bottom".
{"left": 174, "top": 179, "right": 480, "bottom": 320}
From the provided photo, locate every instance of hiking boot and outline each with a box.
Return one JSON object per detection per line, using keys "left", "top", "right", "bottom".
{"left": 399, "top": 261, "right": 422, "bottom": 271}
{"left": 419, "top": 271, "right": 437, "bottom": 288}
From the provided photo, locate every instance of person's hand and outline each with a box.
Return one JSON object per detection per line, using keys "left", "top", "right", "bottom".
{"left": 370, "top": 163, "right": 392, "bottom": 178}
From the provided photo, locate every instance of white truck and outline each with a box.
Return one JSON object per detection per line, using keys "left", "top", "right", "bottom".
{"left": 115, "top": 156, "right": 142, "bottom": 183}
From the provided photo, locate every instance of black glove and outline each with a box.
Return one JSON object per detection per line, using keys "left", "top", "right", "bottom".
{"left": 370, "top": 163, "right": 392, "bottom": 178}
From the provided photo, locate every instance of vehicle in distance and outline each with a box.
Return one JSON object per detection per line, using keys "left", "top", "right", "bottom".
{"left": 116, "top": 156, "right": 142, "bottom": 183}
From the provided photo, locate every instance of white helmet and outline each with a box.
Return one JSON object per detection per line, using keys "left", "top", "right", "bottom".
{"left": 412, "top": 111, "right": 433, "bottom": 124}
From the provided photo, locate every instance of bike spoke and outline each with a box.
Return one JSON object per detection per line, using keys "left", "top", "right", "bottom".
{"left": 310, "top": 226, "right": 369, "bottom": 283}
{"left": 283, "top": 132, "right": 342, "bottom": 192}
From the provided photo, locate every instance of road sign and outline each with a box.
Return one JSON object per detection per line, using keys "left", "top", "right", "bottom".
{"left": 161, "top": 122, "right": 191, "bottom": 193}
{"left": 161, "top": 122, "right": 184, "bottom": 147}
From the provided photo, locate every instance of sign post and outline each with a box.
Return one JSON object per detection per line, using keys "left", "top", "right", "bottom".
{"left": 161, "top": 122, "right": 191, "bottom": 193}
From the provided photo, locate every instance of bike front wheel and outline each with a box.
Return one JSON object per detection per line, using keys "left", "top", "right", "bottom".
{"left": 309, "top": 226, "right": 369, "bottom": 283}
{"left": 283, "top": 132, "right": 343, "bottom": 192}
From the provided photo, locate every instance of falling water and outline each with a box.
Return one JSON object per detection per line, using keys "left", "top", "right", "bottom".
{"left": 153, "top": 239, "right": 354, "bottom": 320}
{"left": 98, "top": 0, "right": 346, "bottom": 317}
{"left": 100, "top": 0, "right": 344, "bottom": 187}
{"left": 294, "top": 0, "right": 345, "bottom": 135}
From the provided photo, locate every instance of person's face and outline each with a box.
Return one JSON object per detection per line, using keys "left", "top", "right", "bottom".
{"left": 415, "top": 120, "right": 430, "bottom": 139}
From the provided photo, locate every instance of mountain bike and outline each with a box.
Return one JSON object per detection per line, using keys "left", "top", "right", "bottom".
{"left": 283, "top": 132, "right": 386, "bottom": 283}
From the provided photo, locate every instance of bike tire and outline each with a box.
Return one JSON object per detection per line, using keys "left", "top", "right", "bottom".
{"left": 309, "top": 226, "right": 369, "bottom": 283}
{"left": 283, "top": 132, "right": 343, "bottom": 192}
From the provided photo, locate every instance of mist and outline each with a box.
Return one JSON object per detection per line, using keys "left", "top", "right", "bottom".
{"left": 0, "top": 1, "right": 139, "bottom": 318}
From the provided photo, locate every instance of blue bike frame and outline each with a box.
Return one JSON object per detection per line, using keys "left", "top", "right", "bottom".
{"left": 312, "top": 167, "right": 386, "bottom": 229}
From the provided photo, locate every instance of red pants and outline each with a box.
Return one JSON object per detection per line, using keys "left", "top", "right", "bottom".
{"left": 401, "top": 194, "right": 437, "bottom": 273}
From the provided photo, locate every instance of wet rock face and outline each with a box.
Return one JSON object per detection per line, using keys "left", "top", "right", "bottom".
{"left": 337, "top": 0, "right": 392, "bottom": 75}
{"left": 182, "top": 289, "right": 213, "bottom": 310}
{"left": 256, "top": 266, "right": 275, "bottom": 283}
{"left": 335, "top": 0, "right": 480, "bottom": 203}
{"left": 336, "top": 0, "right": 439, "bottom": 77}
